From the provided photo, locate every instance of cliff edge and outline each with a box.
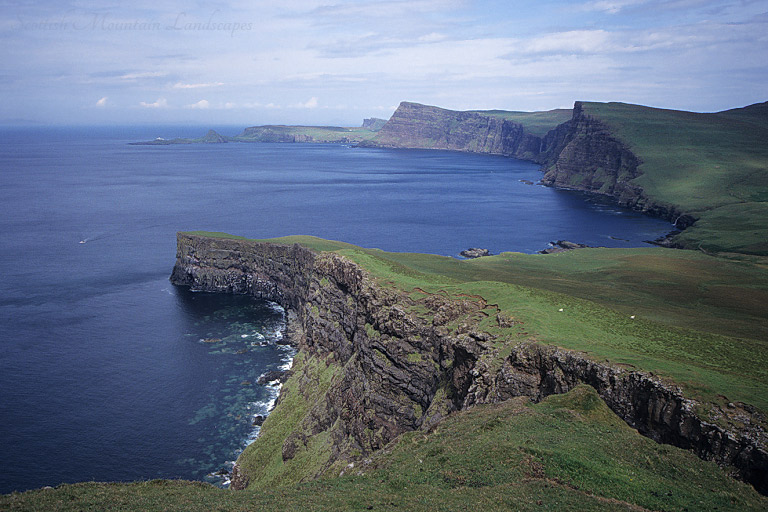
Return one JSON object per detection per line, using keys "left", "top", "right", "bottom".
{"left": 170, "top": 233, "right": 768, "bottom": 494}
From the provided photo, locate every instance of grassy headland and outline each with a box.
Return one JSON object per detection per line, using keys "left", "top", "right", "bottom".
{"left": 580, "top": 101, "right": 768, "bottom": 255}
{"left": 231, "top": 125, "right": 378, "bottom": 143}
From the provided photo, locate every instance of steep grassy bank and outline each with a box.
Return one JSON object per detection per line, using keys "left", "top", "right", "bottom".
{"left": 581, "top": 102, "right": 768, "bottom": 254}
{"left": 4, "top": 387, "right": 766, "bottom": 511}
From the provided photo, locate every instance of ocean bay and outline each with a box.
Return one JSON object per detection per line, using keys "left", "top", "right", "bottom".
{"left": 0, "top": 126, "right": 672, "bottom": 493}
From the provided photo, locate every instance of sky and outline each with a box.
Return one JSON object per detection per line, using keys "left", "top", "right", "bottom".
{"left": 2, "top": 0, "right": 767, "bottom": 126}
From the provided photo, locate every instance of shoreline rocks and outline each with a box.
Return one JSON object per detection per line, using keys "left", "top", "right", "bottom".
{"left": 459, "top": 248, "right": 491, "bottom": 258}
{"left": 538, "top": 240, "right": 593, "bottom": 254}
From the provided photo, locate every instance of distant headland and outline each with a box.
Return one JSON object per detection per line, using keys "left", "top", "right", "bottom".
{"left": 132, "top": 99, "right": 768, "bottom": 256}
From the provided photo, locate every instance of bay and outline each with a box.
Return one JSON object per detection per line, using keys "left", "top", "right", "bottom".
{"left": 0, "top": 126, "right": 672, "bottom": 493}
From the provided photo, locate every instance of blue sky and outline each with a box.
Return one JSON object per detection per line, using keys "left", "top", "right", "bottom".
{"left": 2, "top": 0, "right": 767, "bottom": 125}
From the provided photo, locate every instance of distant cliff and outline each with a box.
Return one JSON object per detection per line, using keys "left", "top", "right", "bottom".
{"left": 362, "top": 102, "right": 551, "bottom": 161}
{"left": 170, "top": 233, "right": 768, "bottom": 494}
{"left": 361, "top": 117, "right": 387, "bottom": 131}
{"left": 232, "top": 125, "right": 376, "bottom": 144}
{"left": 129, "top": 129, "right": 228, "bottom": 145}
{"left": 365, "top": 101, "right": 696, "bottom": 228}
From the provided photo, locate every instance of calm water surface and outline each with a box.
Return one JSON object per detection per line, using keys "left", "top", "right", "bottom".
{"left": 0, "top": 126, "right": 672, "bottom": 493}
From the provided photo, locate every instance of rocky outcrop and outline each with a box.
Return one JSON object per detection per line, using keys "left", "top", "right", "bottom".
{"left": 538, "top": 240, "right": 593, "bottom": 254}
{"left": 361, "top": 118, "right": 387, "bottom": 131}
{"left": 170, "top": 233, "right": 768, "bottom": 494}
{"left": 201, "top": 129, "right": 227, "bottom": 143}
{"left": 539, "top": 102, "right": 695, "bottom": 227}
{"left": 459, "top": 248, "right": 491, "bottom": 258}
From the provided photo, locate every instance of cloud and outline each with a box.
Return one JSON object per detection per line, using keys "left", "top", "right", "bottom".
{"left": 173, "top": 82, "right": 225, "bottom": 89}
{"left": 515, "top": 30, "right": 612, "bottom": 55}
{"left": 292, "top": 96, "right": 318, "bottom": 108}
{"left": 185, "top": 99, "right": 210, "bottom": 109}
{"left": 139, "top": 98, "right": 168, "bottom": 108}
{"left": 121, "top": 71, "right": 167, "bottom": 80}
{"left": 95, "top": 97, "right": 107, "bottom": 107}
{"left": 579, "top": 0, "right": 648, "bottom": 14}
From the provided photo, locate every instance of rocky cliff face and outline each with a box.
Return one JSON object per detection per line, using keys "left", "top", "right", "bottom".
{"left": 539, "top": 102, "right": 695, "bottom": 227}
{"left": 171, "top": 233, "right": 767, "bottom": 494}
{"left": 363, "top": 102, "right": 547, "bottom": 161}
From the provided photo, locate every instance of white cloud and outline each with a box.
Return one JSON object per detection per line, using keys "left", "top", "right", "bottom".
{"left": 579, "top": 0, "right": 648, "bottom": 14}
{"left": 139, "top": 98, "right": 169, "bottom": 108}
{"left": 185, "top": 99, "right": 210, "bottom": 109}
{"left": 95, "top": 97, "right": 107, "bottom": 107}
{"left": 516, "top": 30, "right": 612, "bottom": 55}
{"left": 292, "top": 96, "right": 318, "bottom": 108}
{"left": 121, "top": 71, "right": 167, "bottom": 80}
{"left": 173, "top": 82, "right": 225, "bottom": 89}
{"left": 418, "top": 32, "right": 447, "bottom": 43}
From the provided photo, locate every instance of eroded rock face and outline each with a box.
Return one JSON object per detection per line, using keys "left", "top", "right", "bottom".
{"left": 170, "top": 233, "right": 767, "bottom": 494}
{"left": 363, "top": 102, "right": 547, "bottom": 161}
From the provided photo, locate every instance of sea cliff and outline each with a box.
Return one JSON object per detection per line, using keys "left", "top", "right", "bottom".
{"left": 365, "top": 101, "right": 695, "bottom": 229}
{"left": 170, "top": 233, "right": 768, "bottom": 494}
{"left": 361, "top": 101, "right": 547, "bottom": 161}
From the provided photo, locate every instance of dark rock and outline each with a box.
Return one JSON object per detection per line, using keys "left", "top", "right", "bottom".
{"left": 459, "top": 248, "right": 491, "bottom": 259}
{"left": 362, "top": 102, "right": 548, "bottom": 161}
{"left": 257, "top": 370, "right": 292, "bottom": 385}
{"left": 646, "top": 230, "right": 684, "bottom": 248}
{"left": 252, "top": 415, "right": 265, "bottom": 426}
{"left": 538, "top": 240, "right": 592, "bottom": 254}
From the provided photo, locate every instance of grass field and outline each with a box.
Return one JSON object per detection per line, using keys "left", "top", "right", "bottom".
{"left": 581, "top": 101, "right": 768, "bottom": 255}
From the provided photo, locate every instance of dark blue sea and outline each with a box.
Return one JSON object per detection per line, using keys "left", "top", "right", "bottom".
{"left": 0, "top": 126, "right": 672, "bottom": 494}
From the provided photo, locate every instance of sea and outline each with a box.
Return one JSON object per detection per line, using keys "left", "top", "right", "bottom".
{"left": 0, "top": 125, "right": 673, "bottom": 494}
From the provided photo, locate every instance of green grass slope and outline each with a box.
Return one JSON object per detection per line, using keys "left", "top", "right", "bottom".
{"left": 4, "top": 387, "right": 765, "bottom": 511}
{"left": 581, "top": 101, "right": 768, "bottom": 255}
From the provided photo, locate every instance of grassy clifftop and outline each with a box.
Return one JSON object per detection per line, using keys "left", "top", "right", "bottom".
{"left": 579, "top": 101, "right": 768, "bottom": 255}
